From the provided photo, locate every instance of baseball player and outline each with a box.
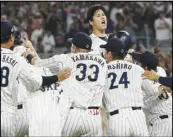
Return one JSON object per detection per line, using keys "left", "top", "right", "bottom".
{"left": 10, "top": 27, "right": 29, "bottom": 137}
{"left": 132, "top": 51, "right": 172, "bottom": 136}
{"left": 86, "top": 5, "right": 109, "bottom": 134}
{"left": 23, "top": 32, "right": 108, "bottom": 136}
{"left": 87, "top": 5, "right": 108, "bottom": 55}
{"left": 101, "top": 37, "right": 149, "bottom": 136}
{"left": 13, "top": 45, "right": 73, "bottom": 136}
{"left": 12, "top": 29, "right": 73, "bottom": 136}
{"left": 1, "top": 21, "right": 71, "bottom": 136}
{"left": 27, "top": 66, "right": 73, "bottom": 136}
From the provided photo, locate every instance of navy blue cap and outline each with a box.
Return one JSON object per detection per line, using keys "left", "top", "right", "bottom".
{"left": 116, "top": 30, "right": 132, "bottom": 52}
{"left": 132, "top": 51, "right": 158, "bottom": 70}
{"left": 1, "top": 21, "right": 15, "bottom": 43}
{"left": 100, "top": 37, "right": 125, "bottom": 57}
{"left": 108, "top": 30, "right": 133, "bottom": 52}
{"left": 68, "top": 32, "right": 92, "bottom": 50}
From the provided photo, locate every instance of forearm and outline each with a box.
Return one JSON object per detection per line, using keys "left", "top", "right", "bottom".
{"left": 42, "top": 75, "right": 58, "bottom": 86}
{"left": 158, "top": 77, "right": 172, "bottom": 89}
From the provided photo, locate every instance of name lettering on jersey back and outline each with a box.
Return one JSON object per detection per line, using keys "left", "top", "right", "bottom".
{"left": 108, "top": 63, "right": 132, "bottom": 70}
{"left": 1, "top": 55, "right": 18, "bottom": 67}
{"left": 41, "top": 82, "right": 60, "bottom": 92}
{"left": 71, "top": 54, "right": 105, "bottom": 67}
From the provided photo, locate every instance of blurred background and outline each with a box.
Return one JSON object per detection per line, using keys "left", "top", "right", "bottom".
{"left": 1, "top": 1, "right": 172, "bottom": 76}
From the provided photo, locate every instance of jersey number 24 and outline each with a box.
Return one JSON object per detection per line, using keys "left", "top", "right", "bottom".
{"left": 108, "top": 72, "right": 130, "bottom": 89}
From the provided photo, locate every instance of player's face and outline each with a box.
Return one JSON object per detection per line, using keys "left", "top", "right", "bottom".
{"left": 8, "top": 34, "right": 15, "bottom": 48}
{"left": 90, "top": 9, "right": 107, "bottom": 31}
{"left": 103, "top": 50, "right": 111, "bottom": 62}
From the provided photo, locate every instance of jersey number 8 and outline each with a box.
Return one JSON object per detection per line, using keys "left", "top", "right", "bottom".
{"left": 1, "top": 66, "right": 10, "bottom": 87}
{"left": 76, "top": 63, "right": 99, "bottom": 82}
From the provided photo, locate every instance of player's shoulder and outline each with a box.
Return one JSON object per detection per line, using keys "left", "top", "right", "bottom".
{"left": 1, "top": 47, "right": 25, "bottom": 61}
{"left": 156, "top": 66, "right": 167, "bottom": 77}
{"left": 51, "top": 53, "right": 71, "bottom": 64}
{"left": 111, "top": 60, "right": 144, "bottom": 72}
{"left": 13, "top": 45, "right": 27, "bottom": 55}
{"left": 1, "top": 48, "right": 15, "bottom": 54}
{"left": 125, "top": 60, "right": 144, "bottom": 72}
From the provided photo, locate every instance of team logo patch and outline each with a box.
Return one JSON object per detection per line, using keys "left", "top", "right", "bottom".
{"left": 86, "top": 45, "right": 89, "bottom": 48}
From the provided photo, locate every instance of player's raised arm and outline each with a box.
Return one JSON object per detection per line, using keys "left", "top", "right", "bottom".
{"left": 22, "top": 38, "right": 40, "bottom": 59}
{"left": 22, "top": 48, "right": 67, "bottom": 75}
{"left": 18, "top": 57, "right": 71, "bottom": 91}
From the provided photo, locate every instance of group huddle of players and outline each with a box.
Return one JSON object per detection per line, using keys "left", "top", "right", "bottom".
{"left": 1, "top": 4, "right": 172, "bottom": 137}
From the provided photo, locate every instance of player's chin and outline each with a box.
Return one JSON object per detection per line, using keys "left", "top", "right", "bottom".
{"left": 101, "top": 24, "right": 107, "bottom": 29}
{"left": 99, "top": 26, "right": 106, "bottom": 31}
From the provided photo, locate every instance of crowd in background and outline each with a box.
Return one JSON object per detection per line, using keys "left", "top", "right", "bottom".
{"left": 1, "top": 1, "right": 172, "bottom": 76}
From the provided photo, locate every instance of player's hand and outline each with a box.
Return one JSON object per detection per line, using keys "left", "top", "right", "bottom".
{"left": 22, "top": 48, "right": 35, "bottom": 58}
{"left": 142, "top": 70, "right": 160, "bottom": 81}
{"left": 22, "top": 37, "right": 39, "bottom": 58}
{"left": 158, "top": 85, "right": 171, "bottom": 93}
{"left": 57, "top": 68, "right": 72, "bottom": 82}
{"left": 22, "top": 37, "right": 35, "bottom": 51}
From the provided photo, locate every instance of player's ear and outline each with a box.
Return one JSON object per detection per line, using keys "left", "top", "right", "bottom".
{"left": 89, "top": 20, "right": 93, "bottom": 26}
{"left": 144, "top": 66, "right": 148, "bottom": 70}
{"left": 10, "top": 34, "right": 15, "bottom": 43}
{"left": 108, "top": 51, "right": 112, "bottom": 59}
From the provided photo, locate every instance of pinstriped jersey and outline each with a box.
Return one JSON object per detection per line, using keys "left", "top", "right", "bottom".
{"left": 142, "top": 67, "right": 172, "bottom": 121}
{"left": 28, "top": 67, "right": 73, "bottom": 127}
{"left": 103, "top": 60, "right": 144, "bottom": 112}
{"left": 34, "top": 52, "right": 108, "bottom": 108}
{"left": 90, "top": 33, "right": 108, "bottom": 55}
{"left": 1, "top": 48, "right": 42, "bottom": 113}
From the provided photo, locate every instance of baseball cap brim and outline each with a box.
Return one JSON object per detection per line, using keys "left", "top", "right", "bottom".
{"left": 131, "top": 52, "right": 142, "bottom": 62}
{"left": 100, "top": 44, "right": 107, "bottom": 49}
{"left": 67, "top": 38, "right": 73, "bottom": 43}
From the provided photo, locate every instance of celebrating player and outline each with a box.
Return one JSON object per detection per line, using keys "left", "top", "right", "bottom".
{"left": 22, "top": 32, "right": 108, "bottom": 136}
{"left": 87, "top": 4, "right": 108, "bottom": 55}
{"left": 101, "top": 37, "right": 149, "bottom": 136}
{"left": 132, "top": 51, "right": 172, "bottom": 136}
{"left": 1, "top": 21, "right": 71, "bottom": 136}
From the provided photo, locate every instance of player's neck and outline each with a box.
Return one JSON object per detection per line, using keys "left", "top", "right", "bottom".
{"left": 1, "top": 43, "right": 11, "bottom": 49}
{"left": 92, "top": 29, "right": 106, "bottom": 37}
{"left": 108, "top": 59, "right": 122, "bottom": 63}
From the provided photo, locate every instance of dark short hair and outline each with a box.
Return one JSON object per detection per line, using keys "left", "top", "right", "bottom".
{"left": 110, "top": 51, "right": 125, "bottom": 60}
{"left": 87, "top": 4, "right": 106, "bottom": 22}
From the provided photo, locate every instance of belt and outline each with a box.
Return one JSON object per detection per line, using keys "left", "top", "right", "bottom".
{"left": 17, "top": 104, "right": 23, "bottom": 109}
{"left": 159, "top": 115, "right": 168, "bottom": 119}
{"left": 70, "top": 107, "right": 99, "bottom": 109}
{"left": 110, "top": 107, "right": 142, "bottom": 116}
{"left": 150, "top": 115, "right": 169, "bottom": 126}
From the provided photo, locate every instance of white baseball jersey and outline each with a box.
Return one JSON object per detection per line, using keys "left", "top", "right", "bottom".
{"left": 141, "top": 67, "right": 172, "bottom": 136}
{"left": 1, "top": 48, "right": 42, "bottom": 136}
{"left": 15, "top": 81, "right": 29, "bottom": 137}
{"left": 34, "top": 52, "right": 108, "bottom": 136}
{"left": 103, "top": 60, "right": 149, "bottom": 136}
{"left": 27, "top": 67, "right": 73, "bottom": 136}
{"left": 103, "top": 60, "right": 145, "bottom": 112}
{"left": 34, "top": 52, "right": 108, "bottom": 108}
{"left": 90, "top": 33, "right": 108, "bottom": 55}
{"left": 13, "top": 45, "right": 27, "bottom": 55}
